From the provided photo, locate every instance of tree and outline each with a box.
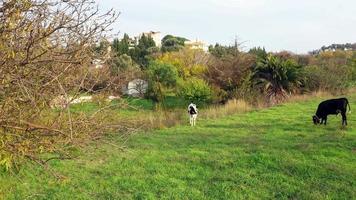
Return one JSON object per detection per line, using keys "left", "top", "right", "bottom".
{"left": 157, "top": 47, "right": 208, "bottom": 79}
{"left": 161, "top": 35, "right": 188, "bottom": 52}
{"left": 177, "top": 78, "right": 212, "bottom": 105}
{"left": 0, "top": 0, "right": 118, "bottom": 168}
{"left": 253, "top": 55, "right": 304, "bottom": 104}
{"left": 146, "top": 61, "right": 178, "bottom": 104}
{"left": 138, "top": 34, "right": 156, "bottom": 50}
{"left": 107, "top": 54, "right": 141, "bottom": 95}
{"left": 205, "top": 52, "right": 255, "bottom": 100}
{"left": 249, "top": 47, "right": 267, "bottom": 60}
{"left": 130, "top": 34, "right": 156, "bottom": 68}
{"left": 112, "top": 33, "right": 130, "bottom": 55}
{"left": 208, "top": 42, "right": 240, "bottom": 58}
{"left": 303, "top": 50, "right": 356, "bottom": 91}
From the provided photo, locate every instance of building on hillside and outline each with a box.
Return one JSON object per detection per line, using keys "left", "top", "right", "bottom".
{"left": 122, "top": 79, "right": 148, "bottom": 97}
{"left": 184, "top": 39, "right": 208, "bottom": 52}
{"left": 142, "top": 31, "right": 161, "bottom": 47}
{"left": 131, "top": 31, "right": 162, "bottom": 48}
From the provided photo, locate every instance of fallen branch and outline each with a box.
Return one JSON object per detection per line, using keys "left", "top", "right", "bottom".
{"left": 20, "top": 121, "right": 66, "bottom": 136}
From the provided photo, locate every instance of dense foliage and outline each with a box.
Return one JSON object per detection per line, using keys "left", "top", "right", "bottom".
{"left": 253, "top": 54, "right": 304, "bottom": 104}
{"left": 161, "top": 35, "right": 188, "bottom": 52}
{"left": 109, "top": 32, "right": 356, "bottom": 106}
{"left": 177, "top": 78, "right": 212, "bottom": 105}
{"left": 146, "top": 61, "right": 178, "bottom": 104}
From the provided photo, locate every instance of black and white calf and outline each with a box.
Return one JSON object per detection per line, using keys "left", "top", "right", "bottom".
{"left": 188, "top": 103, "right": 198, "bottom": 126}
{"left": 313, "top": 98, "right": 351, "bottom": 126}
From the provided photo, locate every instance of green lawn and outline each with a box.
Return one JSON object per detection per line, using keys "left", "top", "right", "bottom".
{"left": 1, "top": 97, "right": 355, "bottom": 199}
{"left": 68, "top": 95, "right": 188, "bottom": 118}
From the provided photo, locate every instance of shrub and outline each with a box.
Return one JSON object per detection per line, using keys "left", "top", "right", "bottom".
{"left": 177, "top": 78, "right": 212, "bottom": 105}
{"left": 304, "top": 50, "right": 356, "bottom": 92}
{"left": 146, "top": 61, "right": 178, "bottom": 104}
{"left": 234, "top": 72, "right": 264, "bottom": 104}
{"left": 157, "top": 47, "right": 208, "bottom": 79}
{"left": 253, "top": 54, "right": 304, "bottom": 104}
{"left": 161, "top": 35, "right": 188, "bottom": 53}
{"left": 211, "top": 86, "right": 228, "bottom": 104}
{"left": 304, "top": 64, "right": 352, "bottom": 92}
{"left": 205, "top": 51, "right": 255, "bottom": 99}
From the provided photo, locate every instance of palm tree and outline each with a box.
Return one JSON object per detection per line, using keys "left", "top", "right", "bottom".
{"left": 253, "top": 54, "right": 303, "bottom": 104}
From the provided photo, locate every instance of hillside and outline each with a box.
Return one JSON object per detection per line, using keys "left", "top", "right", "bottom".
{"left": 1, "top": 96, "right": 355, "bottom": 199}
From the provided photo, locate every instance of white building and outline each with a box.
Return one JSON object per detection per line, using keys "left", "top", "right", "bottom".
{"left": 143, "top": 31, "right": 161, "bottom": 47}
{"left": 184, "top": 39, "right": 208, "bottom": 52}
{"left": 122, "top": 79, "right": 148, "bottom": 97}
{"left": 131, "top": 31, "right": 162, "bottom": 48}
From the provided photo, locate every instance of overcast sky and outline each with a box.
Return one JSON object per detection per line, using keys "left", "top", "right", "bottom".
{"left": 99, "top": 0, "right": 356, "bottom": 53}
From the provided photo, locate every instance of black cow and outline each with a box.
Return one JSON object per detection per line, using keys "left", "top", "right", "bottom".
{"left": 312, "top": 98, "right": 351, "bottom": 126}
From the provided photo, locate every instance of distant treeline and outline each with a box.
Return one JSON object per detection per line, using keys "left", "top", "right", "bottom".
{"left": 309, "top": 43, "right": 356, "bottom": 55}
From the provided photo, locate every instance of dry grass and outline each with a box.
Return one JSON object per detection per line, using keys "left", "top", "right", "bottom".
{"left": 286, "top": 88, "right": 354, "bottom": 104}
{"left": 200, "top": 99, "right": 252, "bottom": 119}
{"left": 146, "top": 111, "right": 184, "bottom": 129}
{"left": 286, "top": 90, "right": 332, "bottom": 103}
{"left": 134, "top": 99, "right": 253, "bottom": 130}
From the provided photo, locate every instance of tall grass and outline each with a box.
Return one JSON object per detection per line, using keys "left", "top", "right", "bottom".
{"left": 146, "top": 111, "right": 185, "bottom": 129}
{"left": 285, "top": 88, "right": 355, "bottom": 104}
{"left": 200, "top": 99, "right": 252, "bottom": 119}
{"left": 132, "top": 99, "right": 253, "bottom": 130}
{"left": 286, "top": 90, "right": 332, "bottom": 103}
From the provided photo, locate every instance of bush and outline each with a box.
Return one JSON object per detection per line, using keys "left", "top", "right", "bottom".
{"left": 205, "top": 51, "right": 255, "bottom": 99}
{"left": 146, "top": 61, "right": 178, "bottom": 103}
{"left": 304, "top": 64, "right": 352, "bottom": 92}
{"left": 157, "top": 47, "right": 208, "bottom": 79}
{"left": 303, "top": 50, "right": 356, "bottom": 92}
{"left": 234, "top": 72, "right": 264, "bottom": 104}
{"left": 110, "top": 54, "right": 136, "bottom": 74}
{"left": 177, "top": 78, "right": 212, "bottom": 105}
{"left": 211, "top": 86, "right": 228, "bottom": 104}
{"left": 253, "top": 55, "right": 304, "bottom": 104}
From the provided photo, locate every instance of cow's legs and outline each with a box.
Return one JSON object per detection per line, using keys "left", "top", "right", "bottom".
{"left": 191, "top": 115, "right": 197, "bottom": 126}
{"left": 190, "top": 116, "right": 193, "bottom": 126}
{"left": 324, "top": 117, "right": 327, "bottom": 125}
{"left": 341, "top": 112, "right": 347, "bottom": 126}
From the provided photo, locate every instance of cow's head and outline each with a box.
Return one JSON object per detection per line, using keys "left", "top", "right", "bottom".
{"left": 312, "top": 115, "right": 320, "bottom": 125}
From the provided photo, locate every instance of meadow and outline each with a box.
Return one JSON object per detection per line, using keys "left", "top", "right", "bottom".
{"left": 0, "top": 95, "right": 355, "bottom": 199}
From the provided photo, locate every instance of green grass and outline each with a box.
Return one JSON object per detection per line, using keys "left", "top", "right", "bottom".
{"left": 69, "top": 95, "right": 186, "bottom": 114}
{"left": 69, "top": 97, "right": 154, "bottom": 113}
{"left": 1, "top": 97, "right": 355, "bottom": 199}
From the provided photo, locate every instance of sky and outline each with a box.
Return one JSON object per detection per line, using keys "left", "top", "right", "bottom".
{"left": 98, "top": 0, "right": 356, "bottom": 53}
